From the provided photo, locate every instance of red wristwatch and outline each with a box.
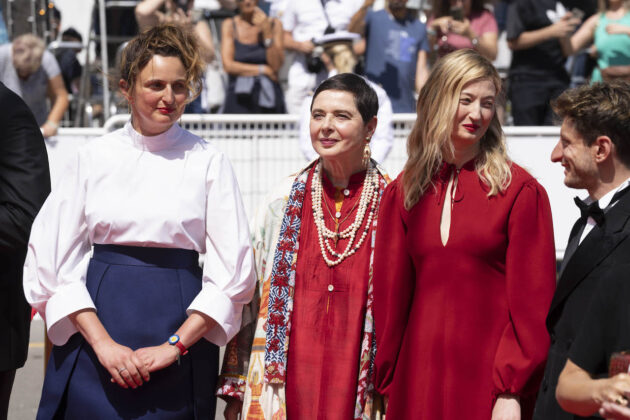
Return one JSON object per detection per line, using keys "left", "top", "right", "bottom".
{"left": 168, "top": 334, "right": 189, "bottom": 355}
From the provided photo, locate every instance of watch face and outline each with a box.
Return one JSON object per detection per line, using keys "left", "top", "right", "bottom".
{"left": 168, "top": 334, "right": 180, "bottom": 345}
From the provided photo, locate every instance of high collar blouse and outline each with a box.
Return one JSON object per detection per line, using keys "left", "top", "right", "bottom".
{"left": 23, "top": 122, "right": 256, "bottom": 347}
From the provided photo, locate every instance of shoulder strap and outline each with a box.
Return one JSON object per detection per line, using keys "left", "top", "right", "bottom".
{"left": 232, "top": 17, "right": 239, "bottom": 41}
{"left": 319, "top": 0, "right": 334, "bottom": 31}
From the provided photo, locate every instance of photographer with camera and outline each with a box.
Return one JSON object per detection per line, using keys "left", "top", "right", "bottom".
{"left": 427, "top": 0, "right": 498, "bottom": 60}
{"left": 281, "top": 0, "right": 364, "bottom": 114}
{"left": 349, "top": 0, "right": 430, "bottom": 113}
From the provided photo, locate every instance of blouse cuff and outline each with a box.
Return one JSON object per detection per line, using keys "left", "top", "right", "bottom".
{"left": 46, "top": 282, "right": 96, "bottom": 345}
{"left": 491, "top": 389, "right": 521, "bottom": 407}
{"left": 187, "top": 283, "right": 241, "bottom": 346}
{"left": 216, "top": 374, "right": 247, "bottom": 401}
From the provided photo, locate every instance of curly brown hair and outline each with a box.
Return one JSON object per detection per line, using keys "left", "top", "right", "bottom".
{"left": 119, "top": 23, "right": 205, "bottom": 103}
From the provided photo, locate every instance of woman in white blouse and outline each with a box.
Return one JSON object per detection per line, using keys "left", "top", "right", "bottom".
{"left": 23, "top": 23, "right": 255, "bottom": 419}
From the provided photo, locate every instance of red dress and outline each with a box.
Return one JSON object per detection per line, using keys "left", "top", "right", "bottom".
{"left": 373, "top": 161, "right": 556, "bottom": 419}
{"left": 285, "top": 169, "right": 373, "bottom": 419}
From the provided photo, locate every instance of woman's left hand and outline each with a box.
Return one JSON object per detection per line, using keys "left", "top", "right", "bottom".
{"left": 449, "top": 18, "right": 474, "bottom": 39}
{"left": 606, "top": 23, "right": 630, "bottom": 36}
{"left": 135, "top": 342, "right": 180, "bottom": 373}
{"left": 252, "top": 7, "right": 272, "bottom": 35}
{"left": 491, "top": 395, "right": 521, "bottom": 420}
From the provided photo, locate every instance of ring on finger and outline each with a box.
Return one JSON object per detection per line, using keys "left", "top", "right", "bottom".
{"left": 614, "top": 395, "right": 628, "bottom": 405}
{"left": 118, "top": 367, "right": 127, "bottom": 374}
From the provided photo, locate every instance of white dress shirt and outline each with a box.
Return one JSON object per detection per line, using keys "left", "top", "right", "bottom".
{"left": 23, "top": 122, "right": 256, "bottom": 347}
{"left": 579, "top": 177, "right": 630, "bottom": 244}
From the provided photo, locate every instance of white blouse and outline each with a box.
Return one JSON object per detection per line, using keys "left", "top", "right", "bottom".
{"left": 23, "top": 122, "right": 256, "bottom": 347}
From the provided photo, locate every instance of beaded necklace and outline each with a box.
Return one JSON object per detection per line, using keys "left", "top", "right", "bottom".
{"left": 311, "top": 161, "right": 379, "bottom": 267}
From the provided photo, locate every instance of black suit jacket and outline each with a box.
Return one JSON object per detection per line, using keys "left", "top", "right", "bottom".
{"left": 0, "top": 82, "right": 50, "bottom": 372}
{"left": 533, "top": 190, "right": 630, "bottom": 420}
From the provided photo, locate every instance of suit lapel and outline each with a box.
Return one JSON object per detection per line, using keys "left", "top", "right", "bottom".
{"left": 548, "top": 193, "right": 630, "bottom": 317}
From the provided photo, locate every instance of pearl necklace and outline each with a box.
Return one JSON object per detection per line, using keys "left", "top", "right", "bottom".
{"left": 311, "top": 161, "right": 379, "bottom": 267}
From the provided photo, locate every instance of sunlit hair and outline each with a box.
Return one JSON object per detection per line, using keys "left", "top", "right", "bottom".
{"left": 119, "top": 23, "right": 204, "bottom": 103}
{"left": 324, "top": 43, "right": 357, "bottom": 74}
{"left": 402, "top": 49, "right": 510, "bottom": 210}
{"left": 311, "top": 73, "right": 378, "bottom": 123}
{"left": 552, "top": 81, "right": 630, "bottom": 167}
{"left": 12, "top": 34, "right": 45, "bottom": 76}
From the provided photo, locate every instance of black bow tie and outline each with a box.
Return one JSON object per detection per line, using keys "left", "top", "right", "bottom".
{"left": 574, "top": 197, "right": 605, "bottom": 225}
{"left": 573, "top": 185, "right": 630, "bottom": 226}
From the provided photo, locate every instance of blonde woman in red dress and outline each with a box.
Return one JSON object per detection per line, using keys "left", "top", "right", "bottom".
{"left": 372, "top": 49, "right": 556, "bottom": 420}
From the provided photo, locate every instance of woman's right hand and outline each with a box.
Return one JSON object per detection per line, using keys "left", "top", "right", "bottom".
{"left": 431, "top": 16, "right": 453, "bottom": 35}
{"left": 92, "top": 337, "right": 150, "bottom": 389}
{"left": 224, "top": 397, "right": 243, "bottom": 420}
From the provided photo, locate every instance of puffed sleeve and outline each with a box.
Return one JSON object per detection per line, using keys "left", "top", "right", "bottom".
{"left": 492, "top": 179, "right": 556, "bottom": 399}
{"left": 187, "top": 152, "right": 256, "bottom": 346}
{"left": 23, "top": 150, "right": 94, "bottom": 346}
{"left": 373, "top": 178, "right": 416, "bottom": 396}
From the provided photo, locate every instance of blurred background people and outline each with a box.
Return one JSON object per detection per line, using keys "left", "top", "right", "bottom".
{"left": 221, "top": 0, "right": 285, "bottom": 113}
{"left": 428, "top": 0, "right": 498, "bottom": 60}
{"left": 281, "top": 0, "right": 364, "bottom": 114}
{"left": 373, "top": 49, "right": 555, "bottom": 419}
{"left": 349, "top": 0, "right": 430, "bottom": 113}
{"left": 53, "top": 28, "right": 83, "bottom": 95}
{"left": 298, "top": 40, "right": 393, "bottom": 163}
{"left": 570, "top": 0, "right": 630, "bottom": 83}
{"left": 506, "top": 0, "right": 580, "bottom": 125}
{"left": 0, "top": 81, "right": 50, "bottom": 420}
{"left": 0, "top": 34, "right": 69, "bottom": 137}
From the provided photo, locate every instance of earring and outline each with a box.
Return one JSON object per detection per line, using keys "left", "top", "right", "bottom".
{"left": 362, "top": 137, "right": 371, "bottom": 168}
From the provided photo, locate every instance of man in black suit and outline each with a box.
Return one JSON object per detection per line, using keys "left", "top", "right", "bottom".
{"left": 0, "top": 82, "right": 50, "bottom": 419}
{"left": 533, "top": 81, "right": 630, "bottom": 419}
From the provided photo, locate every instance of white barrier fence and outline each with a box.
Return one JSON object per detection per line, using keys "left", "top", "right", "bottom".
{"left": 53, "top": 115, "right": 575, "bottom": 258}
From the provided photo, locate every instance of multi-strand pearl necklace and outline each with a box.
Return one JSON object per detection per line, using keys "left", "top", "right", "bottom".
{"left": 311, "top": 161, "right": 379, "bottom": 267}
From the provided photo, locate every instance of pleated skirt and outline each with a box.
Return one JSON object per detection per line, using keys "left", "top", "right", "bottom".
{"left": 36, "top": 245, "right": 219, "bottom": 420}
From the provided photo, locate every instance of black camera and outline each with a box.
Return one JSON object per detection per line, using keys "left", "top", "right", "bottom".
{"left": 306, "top": 45, "right": 325, "bottom": 73}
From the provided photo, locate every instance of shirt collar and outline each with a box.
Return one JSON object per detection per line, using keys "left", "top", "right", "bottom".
{"left": 124, "top": 121, "right": 183, "bottom": 152}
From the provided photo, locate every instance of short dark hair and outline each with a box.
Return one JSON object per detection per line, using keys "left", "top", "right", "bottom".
{"left": 311, "top": 73, "right": 379, "bottom": 123}
{"left": 552, "top": 82, "right": 630, "bottom": 167}
{"left": 62, "top": 27, "right": 82, "bottom": 43}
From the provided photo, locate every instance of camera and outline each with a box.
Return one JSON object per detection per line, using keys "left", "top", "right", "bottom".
{"left": 306, "top": 45, "right": 325, "bottom": 73}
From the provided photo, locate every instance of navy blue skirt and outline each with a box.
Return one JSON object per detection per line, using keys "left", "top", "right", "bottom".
{"left": 37, "top": 245, "right": 219, "bottom": 420}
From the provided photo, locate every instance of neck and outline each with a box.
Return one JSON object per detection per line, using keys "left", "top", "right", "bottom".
{"left": 321, "top": 157, "right": 365, "bottom": 188}
{"left": 446, "top": 142, "right": 479, "bottom": 168}
{"left": 240, "top": 11, "right": 254, "bottom": 23}
{"left": 388, "top": 6, "right": 408, "bottom": 20}
{"left": 588, "top": 160, "right": 630, "bottom": 200}
{"left": 607, "top": 3, "right": 624, "bottom": 12}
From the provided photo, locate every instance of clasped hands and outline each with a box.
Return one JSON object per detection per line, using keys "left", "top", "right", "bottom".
{"left": 593, "top": 374, "right": 630, "bottom": 419}
{"left": 92, "top": 337, "right": 180, "bottom": 389}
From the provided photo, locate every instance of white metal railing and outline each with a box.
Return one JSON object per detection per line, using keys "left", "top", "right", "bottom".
{"left": 51, "top": 115, "right": 572, "bottom": 257}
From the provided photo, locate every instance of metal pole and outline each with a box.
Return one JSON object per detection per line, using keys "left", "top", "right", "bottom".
{"left": 29, "top": 0, "right": 36, "bottom": 34}
{"left": 6, "top": 0, "right": 13, "bottom": 39}
{"left": 98, "top": 0, "right": 110, "bottom": 121}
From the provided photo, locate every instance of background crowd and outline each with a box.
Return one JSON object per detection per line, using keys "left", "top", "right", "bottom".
{"left": 0, "top": 0, "right": 629, "bottom": 135}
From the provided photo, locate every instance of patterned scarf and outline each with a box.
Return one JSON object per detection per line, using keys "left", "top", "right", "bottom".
{"left": 263, "top": 162, "right": 388, "bottom": 419}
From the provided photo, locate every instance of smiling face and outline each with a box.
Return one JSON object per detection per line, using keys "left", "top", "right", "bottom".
{"left": 310, "top": 89, "right": 376, "bottom": 172}
{"left": 450, "top": 78, "right": 496, "bottom": 154}
{"left": 121, "top": 55, "right": 188, "bottom": 136}
{"left": 551, "top": 118, "right": 599, "bottom": 191}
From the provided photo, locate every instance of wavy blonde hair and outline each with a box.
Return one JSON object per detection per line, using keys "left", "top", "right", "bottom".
{"left": 402, "top": 49, "right": 511, "bottom": 210}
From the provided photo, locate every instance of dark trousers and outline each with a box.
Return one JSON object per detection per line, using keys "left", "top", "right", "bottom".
{"left": 0, "top": 369, "right": 16, "bottom": 420}
{"left": 508, "top": 74, "right": 569, "bottom": 126}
